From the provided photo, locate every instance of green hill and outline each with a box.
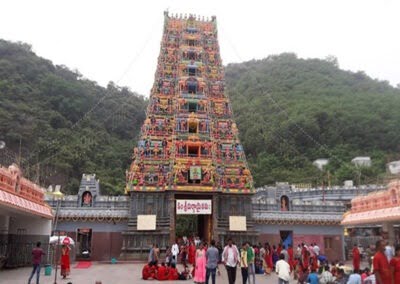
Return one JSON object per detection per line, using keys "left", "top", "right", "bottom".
{"left": 1, "top": 40, "right": 399, "bottom": 193}
{"left": 226, "top": 53, "right": 400, "bottom": 186}
{"left": 0, "top": 40, "right": 147, "bottom": 194}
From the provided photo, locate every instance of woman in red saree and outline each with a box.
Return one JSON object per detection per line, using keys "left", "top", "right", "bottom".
{"left": 302, "top": 250, "right": 310, "bottom": 270}
{"left": 188, "top": 241, "right": 196, "bottom": 265}
{"left": 352, "top": 244, "right": 360, "bottom": 271}
{"left": 264, "top": 244, "right": 273, "bottom": 274}
{"left": 288, "top": 244, "right": 294, "bottom": 271}
{"left": 142, "top": 263, "right": 151, "bottom": 280}
{"left": 60, "top": 245, "right": 71, "bottom": 279}
{"left": 390, "top": 245, "right": 400, "bottom": 284}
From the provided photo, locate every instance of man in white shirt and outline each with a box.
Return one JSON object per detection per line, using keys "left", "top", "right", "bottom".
{"left": 281, "top": 246, "right": 289, "bottom": 262}
{"left": 275, "top": 253, "right": 290, "bottom": 284}
{"left": 319, "top": 265, "right": 334, "bottom": 284}
{"left": 384, "top": 243, "right": 394, "bottom": 262}
{"left": 171, "top": 242, "right": 179, "bottom": 265}
{"left": 222, "top": 238, "right": 239, "bottom": 284}
{"left": 313, "top": 243, "right": 320, "bottom": 256}
{"left": 347, "top": 269, "right": 361, "bottom": 284}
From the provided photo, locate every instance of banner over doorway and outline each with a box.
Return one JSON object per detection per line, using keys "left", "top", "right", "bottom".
{"left": 176, "top": 200, "right": 212, "bottom": 215}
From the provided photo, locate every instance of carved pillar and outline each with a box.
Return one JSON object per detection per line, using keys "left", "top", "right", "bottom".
{"left": 169, "top": 192, "right": 176, "bottom": 244}
{"left": 383, "top": 222, "right": 396, "bottom": 245}
{"left": 212, "top": 194, "right": 219, "bottom": 241}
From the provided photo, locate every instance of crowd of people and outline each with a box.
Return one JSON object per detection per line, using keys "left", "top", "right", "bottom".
{"left": 141, "top": 238, "right": 400, "bottom": 284}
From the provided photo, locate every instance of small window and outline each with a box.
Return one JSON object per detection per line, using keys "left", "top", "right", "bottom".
{"left": 188, "top": 146, "right": 199, "bottom": 157}
{"left": 188, "top": 51, "right": 196, "bottom": 60}
{"left": 188, "top": 67, "right": 196, "bottom": 76}
{"left": 188, "top": 102, "right": 197, "bottom": 112}
{"left": 188, "top": 121, "right": 197, "bottom": 133}
{"left": 188, "top": 83, "right": 197, "bottom": 94}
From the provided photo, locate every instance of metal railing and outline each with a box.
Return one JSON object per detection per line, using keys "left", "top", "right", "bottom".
{"left": 0, "top": 241, "right": 51, "bottom": 268}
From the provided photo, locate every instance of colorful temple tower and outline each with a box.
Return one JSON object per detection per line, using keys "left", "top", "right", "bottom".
{"left": 122, "top": 12, "right": 256, "bottom": 257}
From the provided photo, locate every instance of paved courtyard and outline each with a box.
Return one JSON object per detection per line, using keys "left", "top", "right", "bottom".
{"left": 0, "top": 262, "right": 299, "bottom": 283}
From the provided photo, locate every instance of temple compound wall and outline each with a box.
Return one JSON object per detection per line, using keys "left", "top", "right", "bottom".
{"left": 254, "top": 183, "right": 384, "bottom": 261}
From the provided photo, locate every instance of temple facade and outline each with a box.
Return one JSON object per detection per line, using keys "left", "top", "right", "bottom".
{"left": 45, "top": 174, "right": 129, "bottom": 261}
{"left": 46, "top": 179, "right": 385, "bottom": 261}
{"left": 0, "top": 164, "right": 53, "bottom": 267}
{"left": 342, "top": 179, "right": 400, "bottom": 248}
{"left": 122, "top": 12, "right": 256, "bottom": 258}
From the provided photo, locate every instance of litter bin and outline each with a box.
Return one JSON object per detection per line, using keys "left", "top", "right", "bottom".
{"left": 44, "top": 264, "right": 52, "bottom": 276}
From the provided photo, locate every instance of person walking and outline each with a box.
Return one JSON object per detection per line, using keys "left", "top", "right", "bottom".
{"left": 246, "top": 242, "right": 256, "bottom": 284}
{"left": 275, "top": 253, "right": 290, "bottom": 284}
{"left": 206, "top": 240, "right": 219, "bottom": 284}
{"left": 28, "top": 241, "right": 45, "bottom": 284}
{"left": 148, "top": 244, "right": 156, "bottom": 263}
{"left": 222, "top": 238, "right": 239, "bottom": 284}
{"left": 240, "top": 243, "right": 248, "bottom": 284}
{"left": 194, "top": 242, "right": 207, "bottom": 284}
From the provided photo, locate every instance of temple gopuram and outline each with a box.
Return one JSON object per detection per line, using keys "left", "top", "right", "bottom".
{"left": 122, "top": 12, "right": 256, "bottom": 257}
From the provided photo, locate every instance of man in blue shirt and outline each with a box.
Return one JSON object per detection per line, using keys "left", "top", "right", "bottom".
{"left": 307, "top": 269, "right": 319, "bottom": 284}
{"left": 206, "top": 240, "right": 220, "bottom": 284}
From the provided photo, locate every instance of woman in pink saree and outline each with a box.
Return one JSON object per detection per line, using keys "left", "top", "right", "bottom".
{"left": 194, "top": 242, "right": 206, "bottom": 284}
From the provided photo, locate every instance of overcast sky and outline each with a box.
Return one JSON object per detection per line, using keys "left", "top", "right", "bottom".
{"left": 1, "top": 0, "right": 399, "bottom": 95}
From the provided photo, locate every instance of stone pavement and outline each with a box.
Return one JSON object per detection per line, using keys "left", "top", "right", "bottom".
{"left": 0, "top": 262, "right": 299, "bottom": 283}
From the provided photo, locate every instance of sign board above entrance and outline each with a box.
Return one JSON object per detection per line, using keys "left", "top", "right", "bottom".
{"left": 176, "top": 200, "right": 212, "bottom": 215}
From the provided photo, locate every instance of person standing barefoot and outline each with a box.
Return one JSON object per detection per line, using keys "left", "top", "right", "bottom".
{"left": 60, "top": 244, "right": 71, "bottom": 279}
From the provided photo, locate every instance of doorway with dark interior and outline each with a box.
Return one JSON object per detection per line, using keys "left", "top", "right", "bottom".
{"left": 174, "top": 196, "right": 213, "bottom": 244}
{"left": 76, "top": 228, "right": 92, "bottom": 260}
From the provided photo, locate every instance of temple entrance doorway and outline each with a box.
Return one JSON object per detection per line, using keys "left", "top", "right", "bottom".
{"left": 76, "top": 228, "right": 92, "bottom": 260}
{"left": 176, "top": 215, "right": 198, "bottom": 237}
{"left": 174, "top": 194, "right": 213, "bottom": 244}
{"left": 280, "top": 230, "right": 293, "bottom": 248}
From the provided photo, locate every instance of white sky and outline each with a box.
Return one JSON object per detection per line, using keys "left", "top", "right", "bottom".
{"left": 1, "top": 0, "right": 399, "bottom": 95}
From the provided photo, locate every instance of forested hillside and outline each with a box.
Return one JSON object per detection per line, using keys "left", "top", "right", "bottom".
{"left": 1, "top": 40, "right": 399, "bottom": 193}
{"left": 0, "top": 40, "right": 147, "bottom": 194}
{"left": 226, "top": 53, "right": 400, "bottom": 186}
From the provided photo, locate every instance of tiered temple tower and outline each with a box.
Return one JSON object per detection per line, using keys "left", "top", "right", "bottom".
{"left": 122, "top": 12, "right": 257, "bottom": 258}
